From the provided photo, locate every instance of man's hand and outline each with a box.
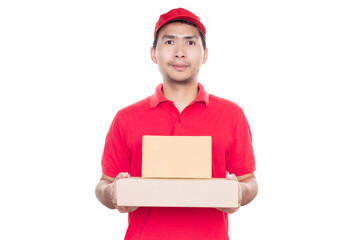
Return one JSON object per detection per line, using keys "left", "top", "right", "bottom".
{"left": 217, "top": 172, "right": 258, "bottom": 214}
{"left": 95, "top": 172, "right": 138, "bottom": 213}
{"left": 216, "top": 173, "right": 243, "bottom": 213}
{"left": 110, "top": 172, "right": 138, "bottom": 213}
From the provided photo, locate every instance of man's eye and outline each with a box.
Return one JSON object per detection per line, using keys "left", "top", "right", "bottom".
{"left": 188, "top": 41, "right": 195, "bottom": 46}
{"left": 165, "top": 40, "right": 173, "bottom": 44}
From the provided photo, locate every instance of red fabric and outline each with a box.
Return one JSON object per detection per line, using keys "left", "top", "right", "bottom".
{"left": 154, "top": 8, "right": 206, "bottom": 38}
{"left": 101, "top": 83, "right": 255, "bottom": 240}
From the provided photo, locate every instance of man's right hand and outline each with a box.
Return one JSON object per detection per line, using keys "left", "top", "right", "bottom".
{"left": 110, "top": 172, "right": 138, "bottom": 213}
{"left": 96, "top": 172, "right": 138, "bottom": 213}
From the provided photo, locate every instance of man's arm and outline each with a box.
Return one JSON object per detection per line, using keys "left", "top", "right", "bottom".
{"left": 95, "top": 172, "right": 138, "bottom": 213}
{"left": 217, "top": 172, "right": 258, "bottom": 213}
{"left": 237, "top": 172, "right": 258, "bottom": 206}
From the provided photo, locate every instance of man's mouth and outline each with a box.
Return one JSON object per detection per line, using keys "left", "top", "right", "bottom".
{"left": 171, "top": 63, "right": 189, "bottom": 71}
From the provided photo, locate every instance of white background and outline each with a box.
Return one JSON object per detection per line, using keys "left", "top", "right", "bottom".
{"left": 1, "top": 0, "right": 359, "bottom": 239}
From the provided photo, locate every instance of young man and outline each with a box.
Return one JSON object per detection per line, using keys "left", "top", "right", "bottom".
{"left": 96, "top": 8, "right": 258, "bottom": 240}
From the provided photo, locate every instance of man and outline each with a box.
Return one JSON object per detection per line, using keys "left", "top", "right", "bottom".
{"left": 95, "top": 8, "right": 258, "bottom": 240}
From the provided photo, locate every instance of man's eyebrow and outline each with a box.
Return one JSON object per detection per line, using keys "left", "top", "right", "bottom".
{"left": 184, "top": 35, "right": 198, "bottom": 40}
{"left": 161, "top": 35, "right": 199, "bottom": 40}
{"left": 161, "top": 35, "right": 177, "bottom": 39}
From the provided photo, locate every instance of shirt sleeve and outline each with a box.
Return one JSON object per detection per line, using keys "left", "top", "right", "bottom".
{"left": 226, "top": 108, "right": 256, "bottom": 176}
{"left": 101, "top": 112, "right": 131, "bottom": 178}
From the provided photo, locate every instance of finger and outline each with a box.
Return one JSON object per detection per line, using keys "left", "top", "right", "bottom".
{"left": 116, "top": 206, "right": 138, "bottom": 213}
{"left": 115, "top": 172, "right": 130, "bottom": 180}
{"left": 216, "top": 207, "right": 238, "bottom": 214}
{"left": 117, "top": 206, "right": 127, "bottom": 213}
{"left": 226, "top": 173, "right": 237, "bottom": 181}
{"left": 117, "top": 208, "right": 127, "bottom": 213}
{"left": 228, "top": 208, "right": 238, "bottom": 214}
{"left": 126, "top": 207, "right": 138, "bottom": 212}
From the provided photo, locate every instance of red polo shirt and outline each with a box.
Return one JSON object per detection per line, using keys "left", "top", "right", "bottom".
{"left": 101, "top": 83, "right": 255, "bottom": 240}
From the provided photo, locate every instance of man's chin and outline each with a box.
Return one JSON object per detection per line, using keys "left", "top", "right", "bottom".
{"left": 166, "top": 75, "right": 194, "bottom": 85}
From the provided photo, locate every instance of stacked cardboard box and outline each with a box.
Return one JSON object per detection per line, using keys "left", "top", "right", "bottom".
{"left": 116, "top": 136, "right": 238, "bottom": 208}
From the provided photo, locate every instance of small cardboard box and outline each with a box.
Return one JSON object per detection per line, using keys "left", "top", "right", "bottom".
{"left": 142, "top": 135, "right": 212, "bottom": 179}
{"left": 116, "top": 177, "right": 238, "bottom": 208}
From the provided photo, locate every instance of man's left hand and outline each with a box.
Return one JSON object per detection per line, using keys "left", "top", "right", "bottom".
{"left": 216, "top": 173, "right": 244, "bottom": 214}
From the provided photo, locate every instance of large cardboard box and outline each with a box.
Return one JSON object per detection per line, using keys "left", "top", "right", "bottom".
{"left": 142, "top": 135, "right": 212, "bottom": 179}
{"left": 116, "top": 177, "right": 239, "bottom": 208}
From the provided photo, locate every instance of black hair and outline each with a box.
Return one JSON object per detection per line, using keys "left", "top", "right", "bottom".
{"left": 153, "top": 20, "right": 206, "bottom": 50}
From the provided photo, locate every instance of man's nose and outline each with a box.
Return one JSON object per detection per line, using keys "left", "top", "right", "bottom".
{"left": 174, "top": 45, "right": 186, "bottom": 58}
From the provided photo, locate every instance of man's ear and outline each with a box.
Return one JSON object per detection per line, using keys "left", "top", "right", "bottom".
{"left": 202, "top": 48, "right": 208, "bottom": 64}
{"left": 150, "top": 46, "right": 157, "bottom": 64}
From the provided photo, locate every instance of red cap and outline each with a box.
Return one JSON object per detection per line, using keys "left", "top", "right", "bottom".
{"left": 154, "top": 8, "right": 206, "bottom": 38}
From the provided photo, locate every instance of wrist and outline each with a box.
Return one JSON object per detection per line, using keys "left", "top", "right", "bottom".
{"left": 105, "top": 183, "right": 111, "bottom": 198}
{"left": 239, "top": 182, "right": 247, "bottom": 205}
{"left": 103, "top": 180, "right": 115, "bottom": 209}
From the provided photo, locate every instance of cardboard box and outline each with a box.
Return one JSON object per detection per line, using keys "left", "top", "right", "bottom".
{"left": 116, "top": 177, "right": 239, "bottom": 208}
{"left": 142, "top": 135, "right": 212, "bottom": 179}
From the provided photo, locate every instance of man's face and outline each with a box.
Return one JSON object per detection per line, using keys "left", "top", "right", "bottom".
{"left": 151, "top": 22, "right": 208, "bottom": 84}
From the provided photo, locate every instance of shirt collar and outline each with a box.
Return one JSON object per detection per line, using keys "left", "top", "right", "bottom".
{"left": 150, "top": 82, "right": 209, "bottom": 108}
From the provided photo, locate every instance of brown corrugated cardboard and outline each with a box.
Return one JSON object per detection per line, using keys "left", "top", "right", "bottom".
{"left": 142, "top": 135, "right": 212, "bottom": 179}
{"left": 116, "top": 177, "right": 239, "bottom": 208}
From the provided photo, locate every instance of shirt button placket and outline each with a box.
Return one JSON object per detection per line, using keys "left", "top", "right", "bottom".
{"left": 174, "top": 115, "right": 185, "bottom": 135}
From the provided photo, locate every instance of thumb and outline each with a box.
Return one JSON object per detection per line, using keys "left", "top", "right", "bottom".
{"left": 226, "top": 172, "right": 237, "bottom": 181}
{"left": 116, "top": 172, "right": 130, "bottom": 180}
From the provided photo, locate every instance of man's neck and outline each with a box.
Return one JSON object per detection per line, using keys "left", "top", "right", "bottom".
{"left": 162, "top": 80, "right": 199, "bottom": 113}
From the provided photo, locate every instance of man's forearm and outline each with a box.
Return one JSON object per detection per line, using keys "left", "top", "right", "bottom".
{"left": 239, "top": 177, "right": 258, "bottom": 206}
{"left": 95, "top": 180, "right": 115, "bottom": 209}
